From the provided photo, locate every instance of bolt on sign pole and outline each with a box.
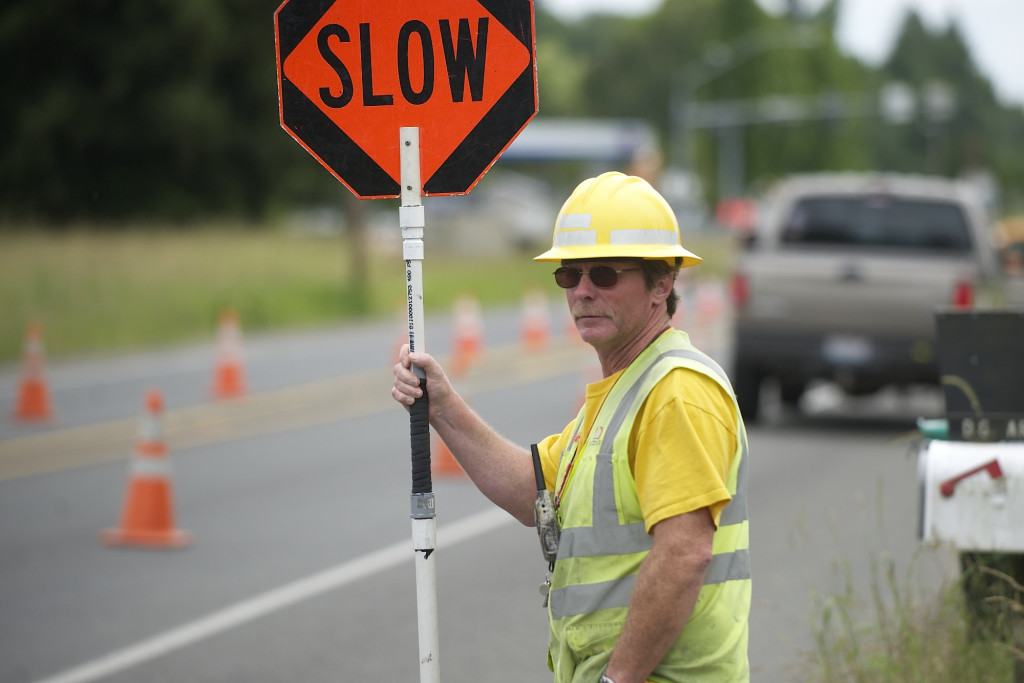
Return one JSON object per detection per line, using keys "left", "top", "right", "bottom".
{"left": 401, "top": 126, "right": 440, "bottom": 683}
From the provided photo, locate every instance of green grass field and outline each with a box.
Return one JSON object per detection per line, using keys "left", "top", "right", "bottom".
{"left": 0, "top": 225, "right": 735, "bottom": 364}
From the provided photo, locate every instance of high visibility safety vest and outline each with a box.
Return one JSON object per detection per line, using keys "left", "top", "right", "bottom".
{"left": 547, "top": 330, "right": 750, "bottom": 683}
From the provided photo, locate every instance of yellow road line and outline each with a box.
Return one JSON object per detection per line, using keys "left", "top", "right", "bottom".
{"left": 0, "top": 342, "right": 590, "bottom": 482}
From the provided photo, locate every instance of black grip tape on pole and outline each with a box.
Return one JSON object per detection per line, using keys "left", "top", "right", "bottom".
{"left": 410, "top": 376, "right": 432, "bottom": 494}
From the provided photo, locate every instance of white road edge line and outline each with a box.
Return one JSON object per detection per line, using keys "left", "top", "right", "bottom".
{"left": 33, "top": 507, "right": 514, "bottom": 683}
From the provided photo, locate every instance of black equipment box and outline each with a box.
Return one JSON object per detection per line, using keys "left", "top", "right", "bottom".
{"left": 934, "top": 309, "right": 1024, "bottom": 442}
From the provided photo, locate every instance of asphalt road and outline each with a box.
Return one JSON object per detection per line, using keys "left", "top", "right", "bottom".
{"left": 0, "top": 291, "right": 958, "bottom": 682}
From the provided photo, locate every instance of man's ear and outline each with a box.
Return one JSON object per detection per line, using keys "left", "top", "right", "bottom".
{"left": 651, "top": 272, "right": 674, "bottom": 305}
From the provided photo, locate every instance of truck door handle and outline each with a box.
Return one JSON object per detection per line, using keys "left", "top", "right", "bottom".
{"left": 939, "top": 459, "right": 1003, "bottom": 497}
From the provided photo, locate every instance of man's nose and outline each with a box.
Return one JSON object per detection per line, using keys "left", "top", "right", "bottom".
{"left": 571, "top": 271, "right": 600, "bottom": 296}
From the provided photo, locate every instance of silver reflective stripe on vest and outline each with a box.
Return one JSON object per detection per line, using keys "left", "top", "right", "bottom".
{"left": 550, "top": 574, "right": 637, "bottom": 619}
{"left": 719, "top": 429, "right": 749, "bottom": 527}
{"left": 550, "top": 343, "right": 750, "bottom": 620}
{"left": 705, "top": 548, "right": 751, "bottom": 586}
{"left": 550, "top": 548, "right": 751, "bottom": 618}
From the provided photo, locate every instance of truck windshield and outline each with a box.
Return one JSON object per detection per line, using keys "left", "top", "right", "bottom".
{"left": 780, "top": 196, "right": 973, "bottom": 252}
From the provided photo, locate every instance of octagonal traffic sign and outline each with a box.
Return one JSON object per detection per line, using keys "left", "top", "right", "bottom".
{"left": 275, "top": 0, "right": 537, "bottom": 198}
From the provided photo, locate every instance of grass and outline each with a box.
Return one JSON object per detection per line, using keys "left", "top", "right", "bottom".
{"left": 0, "top": 223, "right": 735, "bottom": 364}
{"left": 809, "top": 551, "right": 1023, "bottom": 682}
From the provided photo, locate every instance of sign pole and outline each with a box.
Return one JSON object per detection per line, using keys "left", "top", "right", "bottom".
{"left": 401, "top": 126, "right": 440, "bottom": 683}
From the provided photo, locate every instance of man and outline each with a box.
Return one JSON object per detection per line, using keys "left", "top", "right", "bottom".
{"left": 392, "top": 172, "right": 750, "bottom": 682}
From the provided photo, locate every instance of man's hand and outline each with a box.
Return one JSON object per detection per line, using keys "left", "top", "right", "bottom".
{"left": 392, "top": 344, "right": 537, "bottom": 524}
{"left": 392, "top": 344, "right": 451, "bottom": 419}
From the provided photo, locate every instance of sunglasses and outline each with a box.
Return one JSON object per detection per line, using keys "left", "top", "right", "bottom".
{"left": 553, "top": 265, "right": 642, "bottom": 289}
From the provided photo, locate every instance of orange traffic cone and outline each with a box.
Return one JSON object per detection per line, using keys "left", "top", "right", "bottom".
{"left": 520, "top": 288, "right": 550, "bottom": 352}
{"left": 212, "top": 309, "right": 246, "bottom": 399}
{"left": 696, "top": 280, "right": 725, "bottom": 321}
{"left": 432, "top": 433, "right": 465, "bottom": 478}
{"left": 560, "top": 299, "right": 589, "bottom": 347}
{"left": 102, "top": 390, "right": 191, "bottom": 548}
{"left": 450, "top": 294, "right": 484, "bottom": 377}
{"left": 13, "top": 321, "right": 53, "bottom": 422}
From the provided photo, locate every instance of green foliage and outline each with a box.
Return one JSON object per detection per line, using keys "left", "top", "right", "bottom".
{"left": 535, "top": 38, "right": 589, "bottom": 117}
{"left": 2, "top": 0, "right": 1023, "bottom": 222}
{"left": 0, "top": 0, "right": 338, "bottom": 221}
{"left": 543, "top": 0, "right": 1024, "bottom": 211}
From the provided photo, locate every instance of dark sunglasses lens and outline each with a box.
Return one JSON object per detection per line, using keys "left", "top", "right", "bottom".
{"left": 554, "top": 267, "right": 581, "bottom": 288}
{"left": 588, "top": 266, "right": 620, "bottom": 288}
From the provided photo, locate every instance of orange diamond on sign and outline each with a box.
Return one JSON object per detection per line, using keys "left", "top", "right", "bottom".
{"left": 276, "top": 0, "right": 537, "bottom": 198}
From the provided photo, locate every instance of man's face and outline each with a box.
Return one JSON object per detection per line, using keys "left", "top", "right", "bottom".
{"left": 561, "top": 259, "right": 662, "bottom": 353}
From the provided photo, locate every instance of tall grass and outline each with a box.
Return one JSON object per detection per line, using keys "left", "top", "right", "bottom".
{"left": 2, "top": 226, "right": 381, "bottom": 362}
{"left": 0, "top": 224, "right": 735, "bottom": 364}
{"left": 809, "top": 551, "right": 1022, "bottom": 682}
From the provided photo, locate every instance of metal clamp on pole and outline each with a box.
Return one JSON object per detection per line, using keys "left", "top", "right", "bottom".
{"left": 401, "top": 126, "right": 440, "bottom": 683}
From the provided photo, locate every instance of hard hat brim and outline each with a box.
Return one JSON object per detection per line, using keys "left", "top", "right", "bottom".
{"left": 533, "top": 243, "right": 703, "bottom": 267}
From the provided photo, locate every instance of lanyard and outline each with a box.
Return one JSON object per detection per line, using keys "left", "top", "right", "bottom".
{"left": 554, "top": 367, "right": 622, "bottom": 510}
{"left": 554, "top": 420, "right": 585, "bottom": 510}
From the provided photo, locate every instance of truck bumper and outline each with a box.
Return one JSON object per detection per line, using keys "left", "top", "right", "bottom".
{"left": 734, "top": 329, "right": 939, "bottom": 392}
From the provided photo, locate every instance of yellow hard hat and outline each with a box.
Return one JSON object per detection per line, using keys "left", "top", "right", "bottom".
{"left": 534, "top": 171, "right": 702, "bottom": 267}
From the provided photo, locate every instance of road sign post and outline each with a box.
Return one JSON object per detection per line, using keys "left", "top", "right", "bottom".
{"left": 401, "top": 126, "right": 440, "bottom": 682}
{"left": 275, "top": 2, "right": 537, "bottom": 679}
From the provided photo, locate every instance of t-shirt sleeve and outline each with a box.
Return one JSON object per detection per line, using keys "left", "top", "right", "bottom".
{"left": 631, "top": 368, "right": 739, "bottom": 532}
{"left": 535, "top": 429, "right": 569, "bottom": 493}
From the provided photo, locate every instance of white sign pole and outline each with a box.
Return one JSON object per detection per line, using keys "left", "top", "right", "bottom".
{"left": 400, "top": 126, "right": 440, "bottom": 683}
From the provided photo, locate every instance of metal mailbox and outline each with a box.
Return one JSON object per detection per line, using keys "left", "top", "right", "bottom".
{"left": 918, "top": 439, "right": 1024, "bottom": 552}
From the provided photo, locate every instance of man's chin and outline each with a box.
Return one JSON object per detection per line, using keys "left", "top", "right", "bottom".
{"left": 576, "top": 318, "right": 609, "bottom": 342}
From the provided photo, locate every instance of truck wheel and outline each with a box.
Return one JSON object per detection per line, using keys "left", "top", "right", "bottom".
{"left": 733, "top": 364, "right": 763, "bottom": 423}
{"left": 779, "top": 380, "right": 806, "bottom": 408}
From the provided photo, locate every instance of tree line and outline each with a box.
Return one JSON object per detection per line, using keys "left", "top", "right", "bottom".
{"left": 1, "top": 0, "right": 1021, "bottom": 224}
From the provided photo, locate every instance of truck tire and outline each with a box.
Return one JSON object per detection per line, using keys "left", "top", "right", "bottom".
{"left": 779, "top": 380, "right": 806, "bottom": 408}
{"left": 733, "top": 362, "right": 763, "bottom": 423}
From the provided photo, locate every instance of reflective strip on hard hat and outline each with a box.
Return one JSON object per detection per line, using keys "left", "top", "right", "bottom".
{"left": 553, "top": 213, "right": 597, "bottom": 248}
{"left": 553, "top": 230, "right": 597, "bottom": 247}
{"left": 553, "top": 227, "right": 679, "bottom": 250}
{"left": 610, "top": 229, "right": 679, "bottom": 246}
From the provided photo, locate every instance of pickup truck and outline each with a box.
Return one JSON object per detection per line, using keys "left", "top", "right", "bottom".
{"left": 730, "top": 172, "right": 1005, "bottom": 423}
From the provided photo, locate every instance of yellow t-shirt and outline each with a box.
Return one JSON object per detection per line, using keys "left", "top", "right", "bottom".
{"left": 537, "top": 365, "right": 738, "bottom": 531}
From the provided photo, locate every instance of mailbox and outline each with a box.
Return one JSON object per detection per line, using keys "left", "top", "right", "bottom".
{"left": 918, "top": 439, "right": 1024, "bottom": 552}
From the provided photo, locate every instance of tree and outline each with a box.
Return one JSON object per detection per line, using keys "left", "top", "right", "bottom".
{"left": 0, "top": 0, "right": 338, "bottom": 223}
{"left": 874, "top": 10, "right": 1024, "bottom": 208}
{"left": 2, "top": 0, "right": 1021, "bottom": 222}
